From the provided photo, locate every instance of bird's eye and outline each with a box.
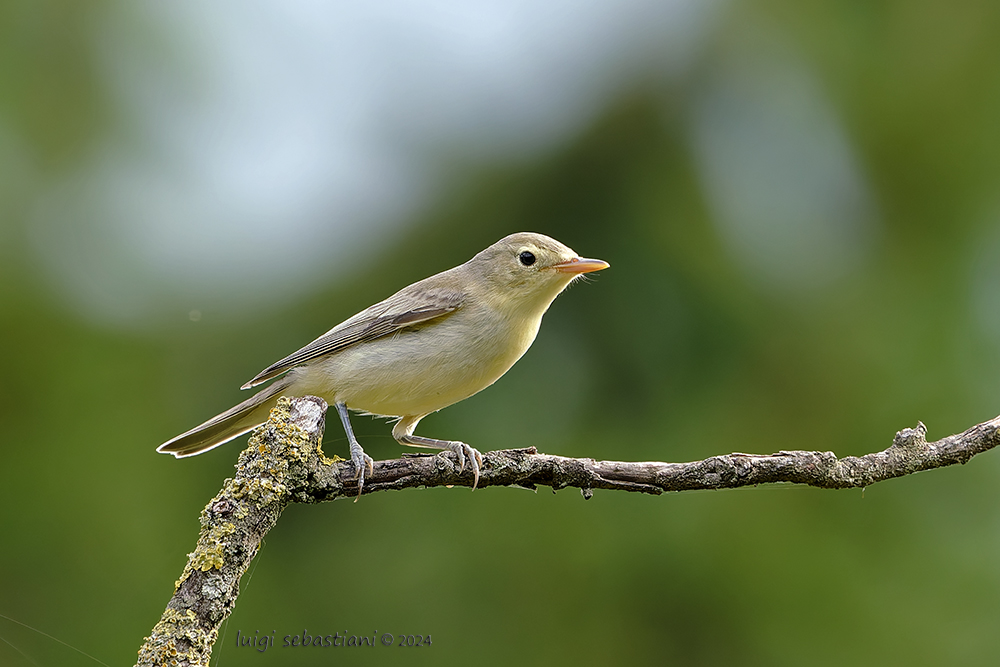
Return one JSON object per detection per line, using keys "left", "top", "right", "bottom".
{"left": 518, "top": 251, "right": 536, "bottom": 266}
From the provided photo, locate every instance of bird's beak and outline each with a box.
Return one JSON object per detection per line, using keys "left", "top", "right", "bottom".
{"left": 551, "top": 257, "right": 610, "bottom": 274}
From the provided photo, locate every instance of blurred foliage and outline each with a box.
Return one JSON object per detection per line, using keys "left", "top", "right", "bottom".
{"left": 3, "top": 1, "right": 1000, "bottom": 666}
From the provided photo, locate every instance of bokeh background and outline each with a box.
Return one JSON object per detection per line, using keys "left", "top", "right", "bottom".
{"left": 3, "top": 1, "right": 1000, "bottom": 665}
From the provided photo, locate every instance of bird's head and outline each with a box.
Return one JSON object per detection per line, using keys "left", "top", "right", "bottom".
{"left": 468, "top": 232, "right": 609, "bottom": 316}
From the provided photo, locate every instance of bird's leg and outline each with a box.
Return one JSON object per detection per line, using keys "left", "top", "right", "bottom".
{"left": 392, "top": 416, "right": 483, "bottom": 489}
{"left": 335, "top": 402, "right": 374, "bottom": 498}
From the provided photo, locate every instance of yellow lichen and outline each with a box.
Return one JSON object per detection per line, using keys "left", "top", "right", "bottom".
{"left": 174, "top": 522, "right": 236, "bottom": 589}
{"left": 193, "top": 523, "right": 235, "bottom": 570}
{"left": 136, "top": 607, "right": 216, "bottom": 667}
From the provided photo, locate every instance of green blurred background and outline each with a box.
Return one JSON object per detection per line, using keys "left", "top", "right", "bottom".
{"left": 3, "top": 1, "right": 1000, "bottom": 665}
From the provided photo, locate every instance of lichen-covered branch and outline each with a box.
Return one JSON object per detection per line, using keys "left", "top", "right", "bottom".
{"left": 135, "top": 396, "right": 327, "bottom": 667}
{"left": 136, "top": 397, "right": 1000, "bottom": 666}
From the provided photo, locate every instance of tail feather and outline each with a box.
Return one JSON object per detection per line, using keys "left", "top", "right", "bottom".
{"left": 157, "top": 377, "right": 293, "bottom": 458}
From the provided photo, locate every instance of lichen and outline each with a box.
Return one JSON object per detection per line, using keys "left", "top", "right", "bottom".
{"left": 174, "top": 522, "right": 236, "bottom": 589}
{"left": 136, "top": 608, "right": 215, "bottom": 667}
{"left": 194, "top": 523, "right": 235, "bottom": 571}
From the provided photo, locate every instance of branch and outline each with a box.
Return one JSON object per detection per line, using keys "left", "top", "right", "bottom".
{"left": 135, "top": 396, "right": 327, "bottom": 667}
{"left": 135, "top": 398, "right": 1000, "bottom": 665}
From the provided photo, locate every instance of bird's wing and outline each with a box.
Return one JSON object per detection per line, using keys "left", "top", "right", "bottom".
{"left": 241, "top": 283, "right": 466, "bottom": 389}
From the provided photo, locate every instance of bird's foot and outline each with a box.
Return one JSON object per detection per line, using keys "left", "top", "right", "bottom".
{"left": 398, "top": 433, "right": 484, "bottom": 489}
{"left": 441, "top": 441, "right": 483, "bottom": 490}
{"left": 349, "top": 441, "right": 375, "bottom": 499}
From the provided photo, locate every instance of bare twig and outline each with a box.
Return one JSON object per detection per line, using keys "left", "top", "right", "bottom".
{"left": 135, "top": 397, "right": 1000, "bottom": 666}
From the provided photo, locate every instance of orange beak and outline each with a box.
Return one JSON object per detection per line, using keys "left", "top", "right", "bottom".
{"left": 551, "top": 256, "right": 610, "bottom": 274}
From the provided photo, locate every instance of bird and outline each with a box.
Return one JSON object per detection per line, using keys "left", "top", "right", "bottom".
{"left": 158, "top": 232, "right": 609, "bottom": 492}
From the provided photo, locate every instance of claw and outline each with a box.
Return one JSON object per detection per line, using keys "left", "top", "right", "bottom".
{"left": 450, "top": 442, "right": 482, "bottom": 490}
{"left": 472, "top": 450, "right": 482, "bottom": 489}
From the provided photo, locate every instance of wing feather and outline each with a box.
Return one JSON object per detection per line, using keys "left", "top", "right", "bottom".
{"left": 240, "top": 281, "right": 466, "bottom": 389}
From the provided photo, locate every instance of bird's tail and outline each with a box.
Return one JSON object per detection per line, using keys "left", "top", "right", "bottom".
{"left": 157, "top": 376, "right": 293, "bottom": 458}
